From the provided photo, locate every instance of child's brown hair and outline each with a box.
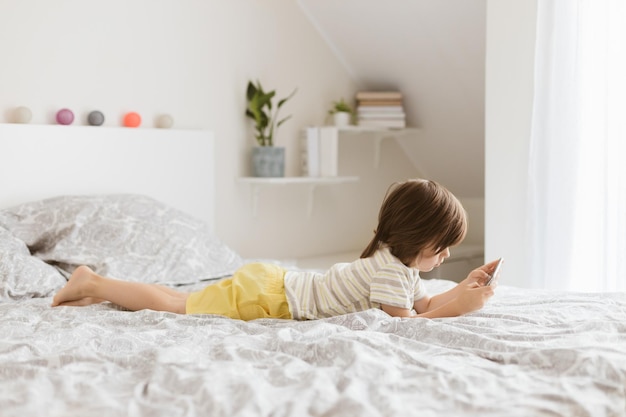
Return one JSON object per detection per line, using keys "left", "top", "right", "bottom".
{"left": 361, "top": 179, "right": 467, "bottom": 266}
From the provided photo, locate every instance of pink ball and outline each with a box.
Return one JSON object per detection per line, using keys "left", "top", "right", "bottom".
{"left": 56, "top": 108, "right": 75, "bottom": 125}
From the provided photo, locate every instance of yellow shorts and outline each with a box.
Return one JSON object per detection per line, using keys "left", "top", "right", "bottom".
{"left": 186, "top": 263, "right": 292, "bottom": 321}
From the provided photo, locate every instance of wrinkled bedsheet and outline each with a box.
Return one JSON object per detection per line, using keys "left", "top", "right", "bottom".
{"left": 1, "top": 280, "right": 625, "bottom": 417}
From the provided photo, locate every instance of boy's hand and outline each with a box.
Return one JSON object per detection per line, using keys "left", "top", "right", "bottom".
{"left": 458, "top": 259, "right": 502, "bottom": 288}
{"left": 449, "top": 259, "right": 499, "bottom": 314}
{"left": 454, "top": 285, "right": 494, "bottom": 314}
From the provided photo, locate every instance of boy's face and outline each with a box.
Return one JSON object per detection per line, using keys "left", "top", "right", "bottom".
{"left": 410, "top": 247, "right": 450, "bottom": 271}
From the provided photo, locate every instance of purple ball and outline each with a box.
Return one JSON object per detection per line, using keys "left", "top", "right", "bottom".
{"left": 56, "top": 108, "right": 75, "bottom": 125}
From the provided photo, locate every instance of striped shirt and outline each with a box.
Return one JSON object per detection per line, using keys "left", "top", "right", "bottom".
{"left": 283, "top": 247, "right": 428, "bottom": 320}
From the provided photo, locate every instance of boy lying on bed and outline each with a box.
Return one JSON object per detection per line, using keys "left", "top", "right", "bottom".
{"left": 52, "top": 179, "right": 497, "bottom": 320}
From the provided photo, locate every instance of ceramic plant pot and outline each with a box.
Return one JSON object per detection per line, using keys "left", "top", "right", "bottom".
{"left": 251, "top": 146, "right": 285, "bottom": 177}
{"left": 332, "top": 111, "right": 351, "bottom": 127}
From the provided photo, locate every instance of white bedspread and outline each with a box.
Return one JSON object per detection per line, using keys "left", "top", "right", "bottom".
{"left": 1, "top": 281, "right": 625, "bottom": 417}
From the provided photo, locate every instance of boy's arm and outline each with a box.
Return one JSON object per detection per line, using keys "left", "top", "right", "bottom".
{"left": 381, "top": 300, "right": 461, "bottom": 318}
{"left": 407, "top": 258, "right": 501, "bottom": 315}
{"left": 414, "top": 287, "right": 457, "bottom": 312}
{"left": 381, "top": 285, "right": 494, "bottom": 319}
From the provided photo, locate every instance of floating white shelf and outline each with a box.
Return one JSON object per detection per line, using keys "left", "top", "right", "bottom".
{"left": 334, "top": 126, "right": 420, "bottom": 134}
{"left": 238, "top": 176, "right": 359, "bottom": 217}
{"left": 238, "top": 176, "right": 359, "bottom": 185}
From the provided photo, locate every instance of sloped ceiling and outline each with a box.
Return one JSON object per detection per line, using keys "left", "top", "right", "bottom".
{"left": 298, "top": 0, "right": 486, "bottom": 198}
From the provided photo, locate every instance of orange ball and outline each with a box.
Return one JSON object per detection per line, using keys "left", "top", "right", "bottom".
{"left": 123, "top": 112, "right": 141, "bottom": 128}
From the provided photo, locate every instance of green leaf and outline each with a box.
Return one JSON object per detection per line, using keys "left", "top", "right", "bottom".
{"left": 277, "top": 88, "right": 297, "bottom": 109}
{"left": 276, "top": 115, "right": 292, "bottom": 128}
{"left": 246, "top": 81, "right": 257, "bottom": 101}
{"left": 245, "top": 80, "right": 296, "bottom": 147}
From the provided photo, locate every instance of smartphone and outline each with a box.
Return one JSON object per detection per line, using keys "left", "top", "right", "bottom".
{"left": 485, "top": 258, "right": 503, "bottom": 286}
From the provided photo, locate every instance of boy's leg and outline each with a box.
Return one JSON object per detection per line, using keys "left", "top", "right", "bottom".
{"left": 151, "top": 284, "right": 189, "bottom": 299}
{"left": 51, "top": 266, "right": 188, "bottom": 313}
{"left": 54, "top": 284, "right": 187, "bottom": 307}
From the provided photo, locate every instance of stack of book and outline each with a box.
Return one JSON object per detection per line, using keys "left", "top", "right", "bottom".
{"left": 355, "top": 91, "right": 406, "bottom": 128}
{"left": 300, "top": 126, "right": 339, "bottom": 177}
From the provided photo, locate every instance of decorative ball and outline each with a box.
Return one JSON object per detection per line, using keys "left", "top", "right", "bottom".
{"left": 13, "top": 106, "right": 32, "bottom": 124}
{"left": 155, "top": 114, "right": 174, "bottom": 129}
{"left": 56, "top": 108, "right": 75, "bottom": 125}
{"left": 123, "top": 112, "right": 141, "bottom": 128}
{"left": 87, "top": 110, "right": 105, "bottom": 126}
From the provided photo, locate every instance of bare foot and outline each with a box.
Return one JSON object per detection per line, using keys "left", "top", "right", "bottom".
{"left": 53, "top": 296, "right": 106, "bottom": 307}
{"left": 51, "top": 265, "right": 100, "bottom": 307}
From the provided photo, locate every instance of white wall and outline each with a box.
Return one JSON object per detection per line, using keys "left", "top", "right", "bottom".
{"left": 299, "top": 0, "right": 487, "bottom": 200}
{"left": 0, "top": 0, "right": 421, "bottom": 260}
{"left": 485, "top": 0, "right": 537, "bottom": 287}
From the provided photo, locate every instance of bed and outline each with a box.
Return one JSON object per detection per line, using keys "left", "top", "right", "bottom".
{"left": 1, "top": 124, "right": 625, "bottom": 417}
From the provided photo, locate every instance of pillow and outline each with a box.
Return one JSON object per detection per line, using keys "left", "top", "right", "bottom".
{"left": 0, "top": 225, "right": 67, "bottom": 300}
{"left": 0, "top": 194, "right": 244, "bottom": 286}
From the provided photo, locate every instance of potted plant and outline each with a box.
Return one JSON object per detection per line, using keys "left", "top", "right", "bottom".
{"left": 328, "top": 98, "right": 354, "bottom": 127}
{"left": 245, "top": 80, "right": 296, "bottom": 177}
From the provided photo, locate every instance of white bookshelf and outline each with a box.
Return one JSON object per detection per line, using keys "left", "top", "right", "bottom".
{"left": 238, "top": 176, "right": 359, "bottom": 217}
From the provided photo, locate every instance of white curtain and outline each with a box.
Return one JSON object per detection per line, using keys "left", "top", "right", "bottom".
{"left": 528, "top": 0, "right": 626, "bottom": 292}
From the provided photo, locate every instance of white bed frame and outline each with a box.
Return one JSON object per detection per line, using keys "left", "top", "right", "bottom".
{"left": 0, "top": 123, "right": 215, "bottom": 229}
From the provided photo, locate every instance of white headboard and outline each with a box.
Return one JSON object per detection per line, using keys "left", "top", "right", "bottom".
{"left": 0, "top": 123, "right": 215, "bottom": 229}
